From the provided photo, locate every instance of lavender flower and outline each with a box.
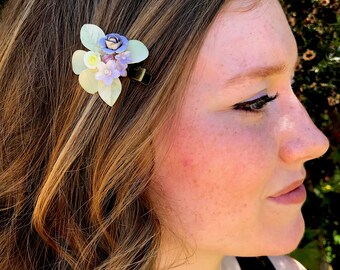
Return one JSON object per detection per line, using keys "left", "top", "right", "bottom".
{"left": 99, "top": 33, "right": 129, "bottom": 55}
{"left": 102, "top": 54, "right": 114, "bottom": 63}
{"left": 95, "top": 60, "right": 120, "bottom": 86}
{"left": 115, "top": 61, "right": 128, "bottom": 77}
{"left": 115, "top": 51, "right": 132, "bottom": 65}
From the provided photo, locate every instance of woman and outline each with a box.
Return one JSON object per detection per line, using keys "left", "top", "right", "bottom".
{"left": 0, "top": 0, "right": 329, "bottom": 269}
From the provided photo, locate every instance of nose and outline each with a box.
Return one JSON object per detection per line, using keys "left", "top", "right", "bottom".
{"left": 278, "top": 93, "right": 330, "bottom": 164}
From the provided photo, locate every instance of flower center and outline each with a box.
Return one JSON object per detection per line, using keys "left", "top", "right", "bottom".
{"left": 104, "top": 69, "right": 112, "bottom": 76}
{"left": 89, "top": 56, "right": 98, "bottom": 65}
{"left": 108, "top": 37, "right": 119, "bottom": 43}
{"left": 105, "top": 37, "right": 123, "bottom": 50}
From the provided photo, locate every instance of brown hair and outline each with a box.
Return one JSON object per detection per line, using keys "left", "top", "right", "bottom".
{"left": 0, "top": 0, "right": 226, "bottom": 269}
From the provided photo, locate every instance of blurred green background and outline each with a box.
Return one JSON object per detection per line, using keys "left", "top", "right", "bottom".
{"left": 1, "top": 0, "right": 339, "bottom": 269}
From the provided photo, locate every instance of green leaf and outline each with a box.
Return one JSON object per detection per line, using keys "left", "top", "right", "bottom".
{"left": 304, "top": 229, "right": 319, "bottom": 240}
{"left": 97, "top": 79, "right": 122, "bottom": 106}
{"left": 290, "top": 240, "right": 322, "bottom": 270}
{"left": 126, "top": 40, "right": 149, "bottom": 64}
{"left": 334, "top": 233, "right": 340, "bottom": 245}
{"left": 79, "top": 69, "right": 98, "bottom": 94}
{"left": 80, "top": 24, "right": 105, "bottom": 53}
{"left": 72, "top": 50, "right": 87, "bottom": 75}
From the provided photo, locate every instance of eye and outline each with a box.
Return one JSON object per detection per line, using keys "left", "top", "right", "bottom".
{"left": 233, "top": 93, "right": 278, "bottom": 113}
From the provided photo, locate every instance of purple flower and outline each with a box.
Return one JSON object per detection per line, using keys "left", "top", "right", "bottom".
{"left": 99, "top": 33, "right": 129, "bottom": 55}
{"left": 115, "top": 51, "right": 132, "bottom": 65}
{"left": 102, "top": 54, "right": 114, "bottom": 63}
{"left": 115, "top": 61, "right": 128, "bottom": 77}
{"left": 95, "top": 60, "right": 120, "bottom": 86}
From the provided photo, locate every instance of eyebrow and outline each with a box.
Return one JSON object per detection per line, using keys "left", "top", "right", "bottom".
{"left": 224, "top": 56, "right": 299, "bottom": 87}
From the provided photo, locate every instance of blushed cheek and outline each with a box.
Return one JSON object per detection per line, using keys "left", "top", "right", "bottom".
{"left": 152, "top": 120, "right": 276, "bottom": 247}
{"left": 153, "top": 109, "right": 277, "bottom": 211}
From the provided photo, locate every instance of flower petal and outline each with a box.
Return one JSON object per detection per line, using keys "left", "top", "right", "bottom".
{"left": 72, "top": 50, "right": 87, "bottom": 75}
{"left": 126, "top": 40, "right": 149, "bottom": 64}
{"left": 80, "top": 24, "right": 105, "bottom": 52}
{"left": 79, "top": 69, "right": 98, "bottom": 94}
{"left": 97, "top": 79, "right": 122, "bottom": 106}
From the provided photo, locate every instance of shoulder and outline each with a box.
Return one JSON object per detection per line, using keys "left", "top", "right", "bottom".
{"left": 268, "top": 255, "right": 307, "bottom": 270}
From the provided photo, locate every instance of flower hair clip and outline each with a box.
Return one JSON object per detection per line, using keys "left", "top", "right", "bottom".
{"left": 72, "top": 24, "right": 151, "bottom": 106}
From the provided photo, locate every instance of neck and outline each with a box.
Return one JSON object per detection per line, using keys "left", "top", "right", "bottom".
{"left": 155, "top": 229, "right": 223, "bottom": 270}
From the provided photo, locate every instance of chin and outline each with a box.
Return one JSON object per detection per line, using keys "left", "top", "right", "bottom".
{"left": 266, "top": 212, "right": 306, "bottom": 256}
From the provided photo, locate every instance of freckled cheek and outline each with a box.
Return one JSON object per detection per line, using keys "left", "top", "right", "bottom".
{"left": 153, "top": 123, "right": 277, "bottom": 236}
{"left": 176, "top": 123, "right": 264, "bottom": 168}
{"left": 156, "top": 111, "right": 278, "bottom": 201}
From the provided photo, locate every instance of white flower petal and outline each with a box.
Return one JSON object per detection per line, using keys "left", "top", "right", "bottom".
{"left": 126, "top": 40, "right": 149, "bottom": 64}
{"left": 97, "top": 79, "right": 122, "bottom": 106}
{"left": 72, "top": 50, "right": 87, "bottom": 75}
{"left": 80, "top": 24, "right": 105, "bottom": 52}
{"left": 79, "top": 69, "right": 98, "bottom": 94}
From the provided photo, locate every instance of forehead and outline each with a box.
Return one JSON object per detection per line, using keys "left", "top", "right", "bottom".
{"left": 193, "top": 0, "right": 297, "bottom": 84}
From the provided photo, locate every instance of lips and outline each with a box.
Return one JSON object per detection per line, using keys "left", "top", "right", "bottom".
{"left": 269, "top": 179, "right": 307, "bottom": 204}
{"left": 270, "top": 180, "right": 304, "bottom": 197}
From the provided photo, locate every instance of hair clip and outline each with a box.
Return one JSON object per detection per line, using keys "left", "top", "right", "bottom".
{"left": 72, "top": 24, "right": 150, "bottom": 106}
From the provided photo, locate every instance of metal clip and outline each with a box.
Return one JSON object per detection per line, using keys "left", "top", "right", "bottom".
{"left": 127, "top": 65, "right": 152, "bottom": 85}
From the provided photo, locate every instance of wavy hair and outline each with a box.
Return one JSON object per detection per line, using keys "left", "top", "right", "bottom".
{"left": 0, "top": 0, "right": 227, "bottom": 269}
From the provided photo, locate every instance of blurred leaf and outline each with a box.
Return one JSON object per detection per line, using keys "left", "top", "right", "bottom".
{"left": 291, "top": 240, "right": 323, "bottom": 270}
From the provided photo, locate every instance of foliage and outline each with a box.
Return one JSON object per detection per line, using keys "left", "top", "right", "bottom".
{"left": 281, "top": 0, "right": 340, "bottom": 269}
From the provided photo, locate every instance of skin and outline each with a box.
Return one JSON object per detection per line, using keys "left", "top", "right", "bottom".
{"left": 151, "top": 0, "right": 330, "bottom": 269}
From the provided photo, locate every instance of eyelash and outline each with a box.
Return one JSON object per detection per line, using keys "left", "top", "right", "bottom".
{"left": 233, "top": 93, "right": 278, "bottom": 113}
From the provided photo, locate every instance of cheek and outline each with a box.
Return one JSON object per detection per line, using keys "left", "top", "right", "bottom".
{"left": 153, "top": 112, "right": 278, "bottom": 229}
{"left": 158, "top": 115, "right": 275, "bottom": 189}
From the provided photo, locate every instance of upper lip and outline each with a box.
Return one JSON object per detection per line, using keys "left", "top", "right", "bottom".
{"left": 269, "top": 179, "right": 305, "bottom": 198}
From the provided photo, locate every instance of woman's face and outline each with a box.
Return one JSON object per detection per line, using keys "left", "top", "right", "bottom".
{"left": 151, "top": 0, "right": 329, "bottom": 258}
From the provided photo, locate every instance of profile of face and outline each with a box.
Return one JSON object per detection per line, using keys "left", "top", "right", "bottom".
{"left": 151, "top": 0, "right": 329, "bottom": 262}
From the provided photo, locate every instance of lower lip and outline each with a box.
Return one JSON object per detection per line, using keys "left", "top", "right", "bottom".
{"left": 269, "top": 185, "right": 307, "bottom": 205}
